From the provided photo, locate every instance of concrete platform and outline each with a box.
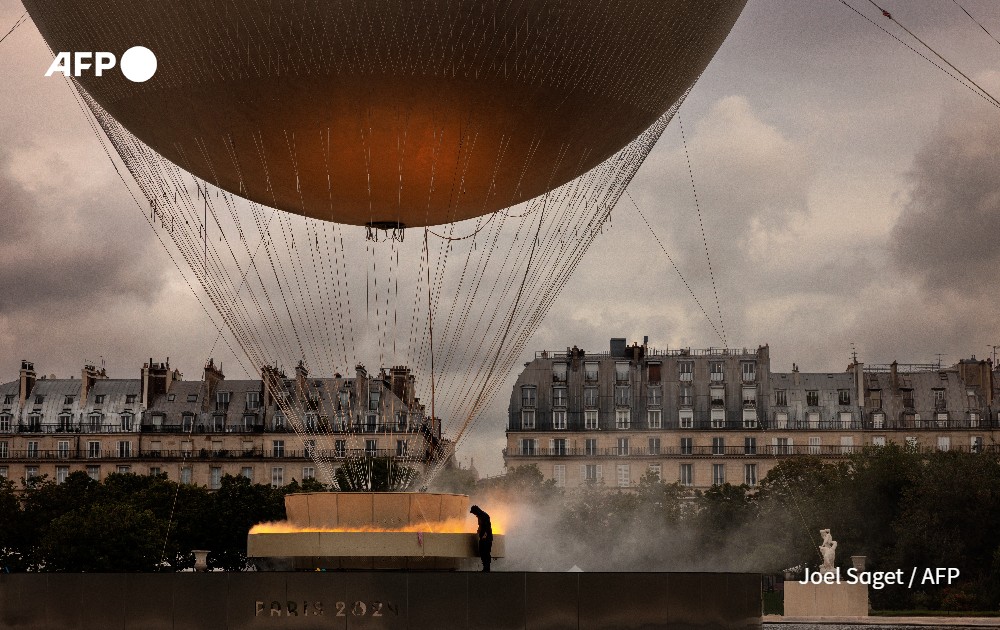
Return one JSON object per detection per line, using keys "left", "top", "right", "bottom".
{"left": 765, "top": 616, "right": 1000, "bottom": 629}
{"left": 0, "top": 572, "right": 762, "bottom": 629}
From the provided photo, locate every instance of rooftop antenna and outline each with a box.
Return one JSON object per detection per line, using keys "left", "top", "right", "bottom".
{"left": 934, "top": 353, "right": 944, "bottom": 369}
{"left": 850, "top": 342, "right": 858, "bottom": 364}
{"left": 989, "top": 345, "right": 999, "bottom": 364}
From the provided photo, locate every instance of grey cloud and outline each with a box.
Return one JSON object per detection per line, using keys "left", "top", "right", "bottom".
{"left": 891, "top": 99, "right": 1000, "bottom": 296}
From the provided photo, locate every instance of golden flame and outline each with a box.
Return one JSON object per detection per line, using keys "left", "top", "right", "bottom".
{"left": 250, "top": 513, "right": 505, "bottom": 535}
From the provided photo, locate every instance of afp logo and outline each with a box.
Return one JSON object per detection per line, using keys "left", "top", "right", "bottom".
{"left": 45, "top": 46, "right": 157, "bottom": 82}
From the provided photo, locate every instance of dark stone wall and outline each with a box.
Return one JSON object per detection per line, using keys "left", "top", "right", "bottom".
{"left": 0, "top": 571, "right": 761, "bottom": 629}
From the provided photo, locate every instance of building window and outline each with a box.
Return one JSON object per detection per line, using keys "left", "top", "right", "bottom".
{"left": 521, "top": 410, "right": 536, "bottom": 429}
{"left": 775, "top": 437, "right": 790, "bottom": 455}
{"left": 179, "top": 414, "right": 193, "bottom": 432}
{"left": 34, "top": 395, "right": 45, "bottom": 405}
{"left": 167, "top": 394, "right": 176, "bottom": 402}
{"left": 585, "top": 439, "right": 598, "bottom": 456}
{"left": 272, "top": 411, "right": 286, "bottom": 431}
{"left": 272, "top": 440, "right": 285, "bottom": 457}
{"left": 806, "top": 412, "right": 820, "bottom": 428}
{"left": 27, "top": 441, "right": 38, "bottom": 458}
{"left": 2, "top": 394, "right": 12, "bottom": 405}
{"left": 872, "top": 436, "right": 886, "bottom": 447}
{"left": 87, "top": 412, "right": 102, "bottom": 431}
{"left": 872, "top": 412, "right": 885, "bottom": 429}
{"left": 584, "top": 362, "right": 599, "bottom": 381}
{"left": 216, "top": 391, "right": 230, "bottom": 412}
{"left": 212, "top": 415, "right": 225, "bottom": 432}
{"left": 937, "top": 436, "right": 950, "bottom": 452}
{"left": 117, "top": 441, "right": 132, "bottom": 458}
{"left": 615, "top": 362, "right": 630, "bottom": 383}
{"left": 742, "top": 387, "right": 756, "bottom": 407}
{"left": 552, "top": 387, "right": 568, "bottom": 408}
{"left": 58, "top": 413, "right": 73, "bottom": 431}
{"left": 365, "top": 439, "right": 378, "bottom": 457}
{"left": 710, "top": 362, "right": 724, "bottom": 382}
{"left": 741, "top": 362, "right": 756, "bottom": 382}
{"left": 552, "top": 410, "right": 568, "bottom": 431}
{"left": 617, "top": 464, "right": 630, "bottom": 488}
{"left": 806, "top": 390, "right": 819, "bottom": 407}
{"left": 905, "top": 436, "right": 918, "bottom": 449}
{"left": 88, "top": 441, "right": 101, "bottom": 458}
{"left": 648, "top": 463, "right": 662, "bottom": 481}
{"left": 680, "top": 437, "right": 693, "bottom": 455}
{"left": 396, "top": 412, "right": 408, "bottom": 431}
{"left": 305, "top": 413, "right": 318, "bottom": 431}
{"left": 57, "top": 441, "right": 69, "bottom": 458}
{"left": 679, "top": 464, "right": 693, "bottom": 487}
{"left": 242, "top": 414, "right": 256, "bottom": 431}
{"left": 521, "top": 386, "right": 536, "bottom": 408}
{"left": 679, "top": 362, "right": 693, "bottom": 382}
{"left": 337, "top": 390, "right": 350, "bottom": 410}
{"left": 120, "top": 413, "right": 134, "bottom": 432}
{"left": 303, "top": 439, "right": 316, "bottom": 457}
{"left": 869, "top": 389, "right": 882, "bottom": 408}
{"left": 744, "top": 437, "right": 757, "bottom": 455}
{"left": 553, "top": 464, "right": 566, "bottom": 488}
{"left": 0, "top": 466, "right": 7, "bottom": 478}
{"left": 838, "top": 389, "right": 851, "bottom": 405}
{"left": 584, "top": 464, "right": 602, "bottom": 483}
{"left": 970, "top": 412, "right": 980, "bottom": 428}
{"left": 744, "top": 464, "right": 757, "bottom": 487}
{"left": 710, "top": 409, "right": 725, "bottom": 429}
{"left": 615, "top": 386, "right": 630, "bottom": 407}
{"left": 616, "top": 437, "right": 629, "bottom": 456}
{"left": 246, "top": 391, "right": 261, "bottom": 410}
{"left": 87, "top": 465, "right": 100, "bottom": 481}
{"left": 0, "top": 441, "right": 7, "bottom": 458}
{"left": 0, "top": 415, "right": 10, "bottom": 432}
{"left": 335, "top": 440, "right": 346, "bottom": 458}
{"left": 583, "top": 387, "right": 598, "bottom": 408}
{"left": 774, "top": 389, "right": 787, "bottom": 406}
{"left": 774, "top": 412, "right": 788, "bottom": 430}
{"left": 553, "top": 363, "right": 568, "bottom": 383}
{"left": 94, "top": 394, "right": 105, "bottom": 405}
{"left": 584, "top": 410, "right": 598, "bottom": 430}
{"left": 712, "top": 463, "right": 726, "bottom": 486}
{"left": 126, "top": 394, "right": 137, "bottom": 405}
{"left": 302, "top": 467, "right": 315, "bottom": 480}
{"left": 742, "top": 408, "right": 758, "bottom": 428}
{"left": 210, "top": 467, "right": 222, "bottom": 490}
{"left": 241, "top": 467, "right": 253, "bottom": 481}
{"left": 519, "top": 439, "right": 536, "bottom": 456}
{"left": 186, "top": 393, "right": 198, "bottom": 403}
{"left": 55, "top": 466, "right": 69, "bottom": 484}
{"left": 933, "top": 389, "right": 946, "bottom": 409}
{"left": 24, "top": 466, "right": 38, "bottom": 479}
{"left": 679, "top": 386, "right": 692, "bottom": 407}
{"left": 971, "top": 436, "right": 983, "bottom": 453}
{"left": 809, "top": 436, "right": 821, "bottom": 454}
{"left": 901, "top": 390, "right": 914, "bottom": 409}
{"left": 271, "top": 467, "right": 284, "bottom": 487}
{"left": 710, "top": 387, "right": 725, "bottom": 407}
{"left": 648, "top": 437, "right": 661, "bottom": 455}
{"left": 368, "top": 389, "right": 381, "bottom": 411}
{"left": 396, "top": 440, "right": 408, "bottom": 457}
{"left": 679, "top": 409, "right": 693, "bottom": 429}
{"left": 648, "top": 363, "right": 661, "bottom": 384}
{"left": 615, "top": 409, "right": 630, "bottom": 430}
{"left": 839, "top": 411, "right": 853, "bottom": 427}
{"left": 647, "top": 386, "right": 662, "bottom": 407}
{"left": 647, "top": 409, "right": 662, "bottom": 429}
{"left": 840, "top": 436, "right": 855, "bottom": 454}
{"left": 712, "top": 437, "right": 725, "bottom": 455}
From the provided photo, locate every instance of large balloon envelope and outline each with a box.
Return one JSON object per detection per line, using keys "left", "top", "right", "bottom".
{"left": 26, "top": 1, "right": 745, "bottom": 227}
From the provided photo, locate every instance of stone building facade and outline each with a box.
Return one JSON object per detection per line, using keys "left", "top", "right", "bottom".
{"left": 504, "top": 338, "right": 998, "bottom": 490}
{"left": 0, "top": 359, "right": 448, "bottom": 488}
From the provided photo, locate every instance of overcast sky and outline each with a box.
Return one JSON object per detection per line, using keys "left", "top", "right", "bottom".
{"left": 2, "top": 1, "right": 1000, "bottom": 475}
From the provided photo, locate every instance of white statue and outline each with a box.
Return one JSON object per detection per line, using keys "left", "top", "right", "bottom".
{"left": 818, "top": 529, "right": 837, "bottom": 574}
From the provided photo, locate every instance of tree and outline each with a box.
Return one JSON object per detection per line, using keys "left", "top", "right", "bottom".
{"left": 38, "top": 502, "right": 164, "bottom": 571}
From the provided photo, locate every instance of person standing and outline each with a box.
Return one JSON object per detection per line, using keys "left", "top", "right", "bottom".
{"left": 470, "top": 505, "right": 493, "bottom": 572}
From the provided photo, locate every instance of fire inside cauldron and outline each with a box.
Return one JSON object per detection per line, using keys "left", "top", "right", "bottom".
{"left": 248, "top": 492, "right": 505, "bottom": 570}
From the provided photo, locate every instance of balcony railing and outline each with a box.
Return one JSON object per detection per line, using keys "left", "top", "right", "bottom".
{"left": 0, "top": 447, "right": 412, "bottom": 462}
{"left": 503, "top": 444, "right": 1000, "bottom": 458}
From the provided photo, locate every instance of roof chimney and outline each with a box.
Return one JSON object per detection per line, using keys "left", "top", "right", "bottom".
{"left": 18, "top": 360, "right": 36, "bottom": 410}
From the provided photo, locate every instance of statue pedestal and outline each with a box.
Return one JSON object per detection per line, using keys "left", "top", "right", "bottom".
{"left": 784, "top": 581, "right": 868, "bottom": 617}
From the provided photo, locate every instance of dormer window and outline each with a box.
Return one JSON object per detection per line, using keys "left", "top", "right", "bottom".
{"left": 64, "top": 396, "right": 74, "bottom": 405}
{"left": 216, "top": 391, "right": 231, "bottom": 412}
{"left": 553, "top": 363, "right": 568, "bottom": 383}
{"left": 34, "top": 395, "right": 45, "bottom": 405}
{"left": 615, "top": 362, "right": 630, "bottom": 383}
{"left": 126, "top": 394, "right": 137, "bottom": 405}
{"left": 95, "top": 394, "right": 105, "bottom": 405}
{"left": 584, "top": 362, "right": 599, "bottom": 381}
{"left": 246, "top": 391, "right": 261, "bottom": 410}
